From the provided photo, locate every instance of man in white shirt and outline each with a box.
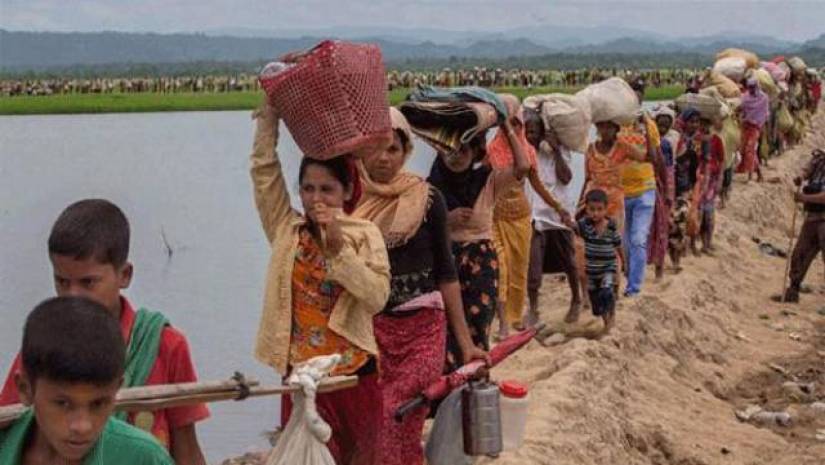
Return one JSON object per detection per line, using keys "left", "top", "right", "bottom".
{"left": 524, "top": 111, "right": 587, "bottom": 324}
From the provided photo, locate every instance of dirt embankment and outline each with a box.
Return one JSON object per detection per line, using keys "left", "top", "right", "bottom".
{"left": 222, "top": 109, "right": 825, "bottom": 465}
{"left": 482, "top": 109, "right": 825, "bottom": 465}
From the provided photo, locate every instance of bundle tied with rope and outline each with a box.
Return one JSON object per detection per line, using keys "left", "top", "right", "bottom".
{"left": 265, "top": 354, "right": 344, "bottom": 465}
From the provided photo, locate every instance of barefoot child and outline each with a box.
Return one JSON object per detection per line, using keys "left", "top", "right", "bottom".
{"left": 0, "top": 199, "right": 209, "bottom": 465}
{"left": 574, "top": 189, "right": 624, "bottom": 332}
{"left": 0, "top": 296, "right": 173, "bottom": 465}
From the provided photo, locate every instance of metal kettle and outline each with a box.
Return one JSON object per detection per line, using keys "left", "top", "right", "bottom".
{"left": 461, "top": 379, "right": 503, "bottom": 457}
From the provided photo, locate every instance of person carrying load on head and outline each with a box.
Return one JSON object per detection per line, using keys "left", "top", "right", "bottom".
{"left": 737, "top": 78, "right": 769, "bottom": 183}
{"left": 249, "top": 98, "right": 391, "bottom": 464}
{"left": 522, "top": 104, "right": 584, "bottom": 325}
{"left": 402, "top": 88, "right": 531, "bottom": 372}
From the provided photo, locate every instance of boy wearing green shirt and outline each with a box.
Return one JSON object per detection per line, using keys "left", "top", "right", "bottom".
{"left": 0, "top": 296, "right": 173, "bottom": 465}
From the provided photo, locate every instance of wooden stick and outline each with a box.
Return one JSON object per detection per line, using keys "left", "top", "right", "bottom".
{"left": 0, "top": 375, "right": 357, "bottom": 428}
{"left": 116, "top": 377, "right": 260, "bottom": 402}
{"left": 780, "top": 186, "right": 801, "bottom": 301}
{"left": 117, "top": 376, "right": 358, "bottom": 411}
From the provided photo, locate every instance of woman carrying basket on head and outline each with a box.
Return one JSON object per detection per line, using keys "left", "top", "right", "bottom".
{"left": 353, "top": 107, "right": 489, "bottom": 465}
{"left": 249, "top": 98, "right": 390, "bottom": 465}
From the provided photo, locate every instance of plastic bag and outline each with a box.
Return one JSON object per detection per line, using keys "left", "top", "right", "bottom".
{"left": 265, "top": 355, "right": 341, "bottom": 465}
{"left": 575, "top": 77, "right": 640, "bottom": 125}
{"left": 425, "top": 387, "right": 475, "bottom": 465}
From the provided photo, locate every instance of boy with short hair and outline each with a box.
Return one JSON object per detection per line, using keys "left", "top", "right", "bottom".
{"left": 0, "top": 199, "right": 209, "bottom": 465}
{"left": 575, "top": 189, "right": 624, "bottom": 332}
{"left": 0, "top": 296, "right": 173, "bottom": 465}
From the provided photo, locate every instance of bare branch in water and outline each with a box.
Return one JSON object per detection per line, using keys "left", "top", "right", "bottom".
{"left": 160, "top": 226, "right": 174, "bottom": 260}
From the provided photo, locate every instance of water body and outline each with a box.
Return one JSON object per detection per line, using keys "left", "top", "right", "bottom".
{"left": 0, "top": 110, "right": 436, "bottom": 461}
{"left": 0, "top": 103, "right": 662, "bottom": 460}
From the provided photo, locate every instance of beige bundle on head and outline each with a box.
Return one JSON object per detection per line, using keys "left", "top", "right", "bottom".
{"left": 575, "top": 77, "right": 640, "bottom": 126}
{"left": 716, "top": 48, "right": 760, "bottom": 69}
{"left": 523, "top": 93, "right": 592, "bottom": 152}
{"left": 704, "top": 71, "right": 742, "bottom": 98}
{"left": 675, "top": 92, "right": 726, "bottom": 120}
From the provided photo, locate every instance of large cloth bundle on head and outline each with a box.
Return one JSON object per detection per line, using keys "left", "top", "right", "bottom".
{"left": 399, "top": 85, "right": 504, "bottom": 154}
{"left": 575, "top": 77, "right": 640, "bottom": 125}
{"left": 761, "top": 61, "right": 789, "bottom": 83}
{"left": 704, "top": 71, "right": 742, "bottom": 98}
{"left": 265, "top": 355, "right": 343, "bottom": 465}
{"left": 523, "top": 93, "right": 592, "bottom": 152}
{"left": 716, "top": 48, "right": 760, "bottom": 69}
{"left": 788, "top": 56, "right": 808, "bottom": 74}
{"left": 675, "top": 93, "right": 725, "bottom": 120}
{"left": 748, "top": 68, "right": 780, "bottom": 100}
{"left": 713, "top": 57, "right": 748, "bottom": 82}
{"left": 259, "top": 40, "right": 392, "bottom": 160}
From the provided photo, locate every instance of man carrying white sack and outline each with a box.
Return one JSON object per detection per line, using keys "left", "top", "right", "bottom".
{"left": 523, "top": 108, "right": 585, "bottom": 324}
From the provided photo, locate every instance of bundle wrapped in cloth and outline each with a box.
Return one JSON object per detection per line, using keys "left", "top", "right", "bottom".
{"left": 704, "top": 71, "right": 742, "bottom": 98}
{"left": 675, "top": 93, "right": 726, "bottom": 120}
{"left": 259, "top": 40, "right": 392, "bottom": 160}
{"left": 575, "top": 77, "right": 640, "bottom": 125}
{"left": 747, "top": 68, "right": 780, "bottom": 100}
{"left": 788, "top": 56, "right": 808, "bottom": 74}
{"left": 761, "top": 61, "right": 789, "bottom": 83}
{"left": 399, "top": 85, "right": 505, "bottom": 154}
{"left": 716, "top": 48, "right": 760, "bottom": 69}
{"left": 523, "top": 93, "right": 592, "bottom": 152}
{"left": 713, "top": 57, "right": 748, "bottom": 82}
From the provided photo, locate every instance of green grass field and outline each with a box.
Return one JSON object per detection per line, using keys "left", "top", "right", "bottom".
{"left": 0, "top": 86, "right": 684, "bottom": 115}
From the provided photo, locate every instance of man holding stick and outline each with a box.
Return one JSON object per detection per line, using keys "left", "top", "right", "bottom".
{"left": 774, "top": 149, "right": 825, "bottom": 303}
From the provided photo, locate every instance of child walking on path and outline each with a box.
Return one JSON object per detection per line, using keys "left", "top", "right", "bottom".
{"left": 574, "top": 189, "right": 625, "bottom": 332}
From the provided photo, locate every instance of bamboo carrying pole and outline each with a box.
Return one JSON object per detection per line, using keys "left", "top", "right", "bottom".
{"left": 0, "top": 374, "right": 357, "bottom": 429}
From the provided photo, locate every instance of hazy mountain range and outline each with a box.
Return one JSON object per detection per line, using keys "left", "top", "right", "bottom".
{"left": 1, "top": 27, "right": 822, "bottom": 73}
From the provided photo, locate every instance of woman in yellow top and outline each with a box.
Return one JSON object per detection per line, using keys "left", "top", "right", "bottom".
{"left": 249, "top": 100, "right": 391, "bottom": 465}
{"left": 620, "top": 78, "right": 661, "bottom": 296}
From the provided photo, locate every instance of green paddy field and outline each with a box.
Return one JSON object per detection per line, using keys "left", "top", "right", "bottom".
{"left": 0, "top": 86, "right": 683, "bottom": 115}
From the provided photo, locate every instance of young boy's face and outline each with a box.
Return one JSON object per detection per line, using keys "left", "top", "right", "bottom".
{"left": 16, "top": 373, "right": 120, "bottom": 463}
{"left": 50, "top": 254, "right": 132, "bottom": 318}
{"left": 586, "top": 200, "right": 608, "bottom": 223}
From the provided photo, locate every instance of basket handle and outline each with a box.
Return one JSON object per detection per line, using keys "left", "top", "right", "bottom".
{"left": 279, "top": 40, "right": 335, "bottom": 64}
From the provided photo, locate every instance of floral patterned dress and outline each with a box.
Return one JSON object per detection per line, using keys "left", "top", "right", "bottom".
{"left": 289, "top": 227, "right": 369, "bottom": 376}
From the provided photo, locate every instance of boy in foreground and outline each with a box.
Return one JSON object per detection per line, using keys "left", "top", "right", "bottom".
{"left": 0, "top": 296, "right": 173, "bottom": 465}
{"left": 574, "top": 189, "right": 624, "bottom": 332}
{"left": 0, "top": 199, "right": 209, "bottom": 465}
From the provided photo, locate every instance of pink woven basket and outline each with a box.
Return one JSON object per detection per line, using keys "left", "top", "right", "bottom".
{"left": 260, "top": 40, "right": 392, "bottom": 159}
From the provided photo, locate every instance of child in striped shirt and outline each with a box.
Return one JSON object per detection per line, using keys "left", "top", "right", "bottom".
{"left": 575, "top": 189, "right": 625, "bottom": 332}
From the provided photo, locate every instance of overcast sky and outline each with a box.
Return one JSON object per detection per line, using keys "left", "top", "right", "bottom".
{"left": 1, "top": 0, "right": 823, "bottom": 41}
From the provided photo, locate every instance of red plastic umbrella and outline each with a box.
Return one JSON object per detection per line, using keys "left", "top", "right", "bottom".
{"left": 394, "top": 323, "right": 544, "bottom": 421}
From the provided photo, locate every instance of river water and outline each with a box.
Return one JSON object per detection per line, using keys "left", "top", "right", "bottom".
{"left": 0, "top": 110, "right": 436, "bottom": 462}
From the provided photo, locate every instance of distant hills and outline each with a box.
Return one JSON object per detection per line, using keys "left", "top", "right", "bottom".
{"left": 1, "top": 28, "right": 822, "bottom": 76}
